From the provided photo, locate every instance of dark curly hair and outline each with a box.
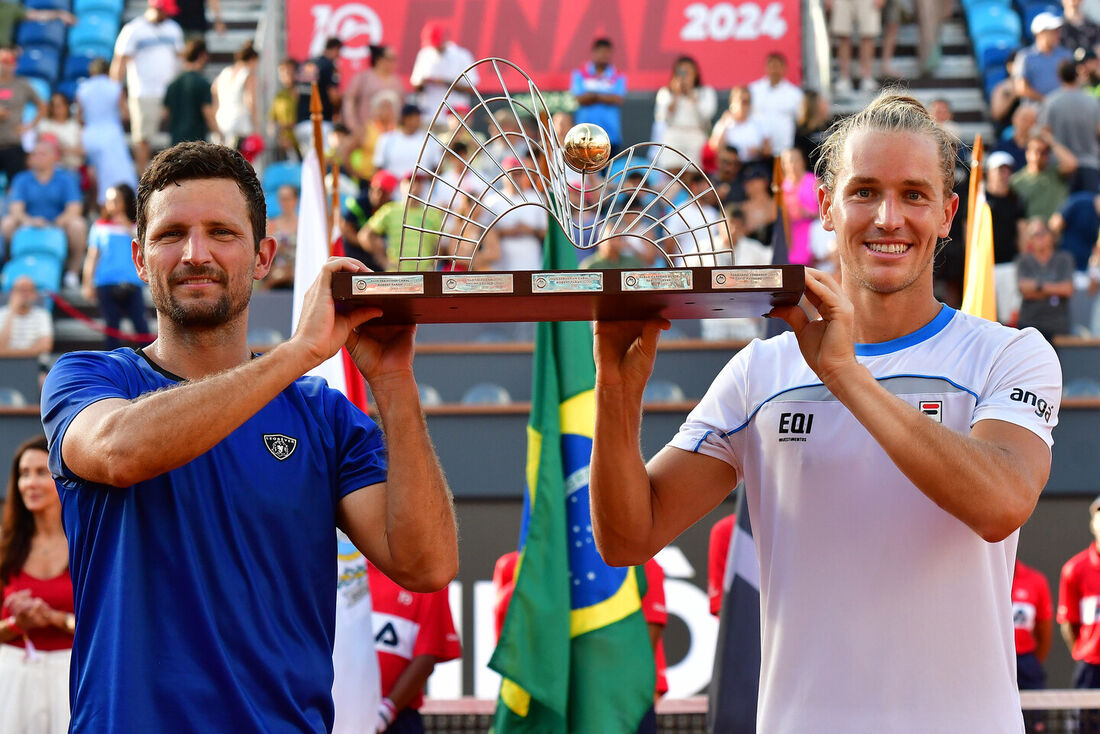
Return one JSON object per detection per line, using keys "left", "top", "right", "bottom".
{"left": 0, "top": 435, "right": 50, "bottom": 586}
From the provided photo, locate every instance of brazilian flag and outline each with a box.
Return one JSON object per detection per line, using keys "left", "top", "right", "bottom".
{"left": 489, "top": 220, "right": 656, "bottom": 733}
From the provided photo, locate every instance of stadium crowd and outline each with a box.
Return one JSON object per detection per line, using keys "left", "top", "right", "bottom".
{"left": 0, "top": 0, "right": 1099, "bottom": 731}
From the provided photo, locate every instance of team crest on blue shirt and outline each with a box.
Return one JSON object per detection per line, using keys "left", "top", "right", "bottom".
{"left": 263, "top": 433, "right": 298, "bottom": 461}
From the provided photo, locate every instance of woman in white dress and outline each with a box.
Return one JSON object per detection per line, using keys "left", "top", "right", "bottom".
{"left": 74, "top": 59, "right": 137, "bottom": 206}
{"left": 653, "top": 56, "right": 716, "bottom": 169}
{"left": 212, "top": 40, "right": 259, "bottom": 149}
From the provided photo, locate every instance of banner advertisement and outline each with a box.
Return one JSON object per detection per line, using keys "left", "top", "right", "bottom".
{"left": 286, "top": 0, "right": 803, "bottom": 94}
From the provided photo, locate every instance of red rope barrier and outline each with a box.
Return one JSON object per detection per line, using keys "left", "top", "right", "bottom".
{"left": 49, "top": 292, "right": 157, "bottom": 342}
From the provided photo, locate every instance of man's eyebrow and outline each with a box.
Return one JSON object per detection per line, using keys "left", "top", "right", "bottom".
{"left": 846, "top": 176, "right": 936, "bottom": 189}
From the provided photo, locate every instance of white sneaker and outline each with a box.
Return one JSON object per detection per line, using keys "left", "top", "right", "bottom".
{"left": 63, "top": 271, "right": 79, "bottom": 290}
{"left": 835, "top": 77, "right": 854, "bottom": 97}
{"left": 860, "top": 77, "right": 879, "bottom": 93}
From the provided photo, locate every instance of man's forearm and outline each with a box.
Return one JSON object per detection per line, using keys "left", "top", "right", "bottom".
{"left": 68, "top": 341, "right": 316, "bottom": 486}
{"left": 824, "top": 364, "right": 1046, "bottom": 541}
{"left": 369, "top": 373, "right": 457, "bottom": 587}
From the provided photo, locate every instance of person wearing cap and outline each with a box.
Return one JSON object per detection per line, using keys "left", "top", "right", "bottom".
{"left": 1058, "top": 497, "right": 1100, "bottom": 695}
{"left": 1015, "top": 12, "right": 1075, "bottom": 101}
{"left": 1039, "top": 58, "right": 1100, "bottom": 192}
{"left": 344, "top": 169, "right": 396, "bottom": 271}
{"left": 1078, "top": 47, "right": 1100, "bottom": 96}
{"left": 1060, "top": 0, "right": 1100, "bottom": 57}
{"left": 111, "top": 0, "right": 185, "bottom": 173}
{"left": 365, "top": 174, "right": 443, "bottom": 272}
{"left": 409, "top": 22, "right": 478, "bottom": 129}
{"left": 984, "top": 149, "right": 1028, "bottom": 322}
{"left": 373, "top": 104, "right": 435, "bottom": 181}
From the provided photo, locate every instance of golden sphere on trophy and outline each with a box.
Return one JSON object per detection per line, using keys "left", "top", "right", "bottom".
{"left": 562, "top": 123, "right": 612, "bottom": 174}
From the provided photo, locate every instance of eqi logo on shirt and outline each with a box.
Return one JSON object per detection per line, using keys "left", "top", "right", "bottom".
{"left": 1010, "top": 388, "right": 1055, "bottom": 421}
{"left": 778, "top": 412, "right": 814, "bottom": 442}
{"left": 263, "top": 433, "right": 298, "bottom": 461}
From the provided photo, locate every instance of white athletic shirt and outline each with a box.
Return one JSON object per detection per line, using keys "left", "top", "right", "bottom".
{"left": 669, "top": 306, "right": 1061, "bottom": 733}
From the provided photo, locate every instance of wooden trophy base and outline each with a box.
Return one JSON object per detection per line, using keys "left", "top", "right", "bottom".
{"left": 331, "top": 266, "right": 805, "bottom": 325}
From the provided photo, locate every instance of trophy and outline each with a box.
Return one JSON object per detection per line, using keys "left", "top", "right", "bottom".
{"left": 332, "top": 58, "right": 803, "bottom": 324}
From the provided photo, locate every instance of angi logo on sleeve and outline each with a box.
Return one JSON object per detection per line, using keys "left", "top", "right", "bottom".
{"left": 263, "top": 434, "right": 298, "bottom": 461}
{"left": 1010, "top": 388, "right": 1055, "bottom": 421}
{"left": 778, "top": 412, "right": 814, "bottom": 442}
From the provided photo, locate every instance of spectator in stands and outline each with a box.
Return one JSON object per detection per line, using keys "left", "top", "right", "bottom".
{"left": 1061, "top": 0, "right": 1100, "bottom": 56}
{"left": 665, "top": 171, "right": 724, "bottom": 266}
{"left": 366, "top": 174, "right": 443, "bottom": 271}
{"left": 1, "top": 137, "right": 86, "bottom": 287}
{"left": 580, "top": 228, "right": 652, "bottom": 270}
{"left": 174, "top": 0, "right": 224, "bottom": 40}
{"left": 1049, "top": 189, "right": 1100, "bottom": 332}
{"left": 653, "top": 55, "right": 716, "bottom": 169}
{"left": 342, "top": 45, "right": 404, "bottom": 144}
{"left": 828, "top": 0, "right": 882, "bottom": 96}
{"left": 1040, "top": 59, "right": 1100, "bottom": 192}
{"left": 486, "top": 159, "right": 546, "bottom": 271}
{"left": 997, "top": 103, "right": 1038, "bottom": 172}
{"left": 367, "top": 560, "right": 460, "bottom": 734}
{"left": 709, "top": 87, "right": 770, "bottom": 164}
{"left": 310, "top": 37, "right": 342, "bottom": 125}
{"left": 1058, "top": 496, "right": 1100, "bottom": 694}
{"left": 1079, "top": 47, "right": 1100, "bottom": 95}
{"left": 0, "top": 276, "right": 52, "bottom": 357}
{"left": 985, "top": 151, "right": 1028, "bottom": 323}
{"left": 712, "top": 144, "right": 746, "bottom": 206}
{"left": 780, "top": 147, "right": 820, "bottom": 267}
{"left": 991, "top": 52, "right": 1023, "bottom": 141}
{"left": 76, "top": 59, "right": 138, "bottom": 207}
{"left": 163, "top": 39, "right": 214, "bottom": 147}
{"left": 707, "top": 513, "right": 735, "bottom": 616}
{"left": 410, "top": 23, "right": 478, "bottom": 129}
{"left": 570, "top": 38, "right": 626, "bottom": 155}
{"left": 794, "top": 89, "right": 830, "bottom": 173}
{"left": 264, "top": 185, "right": 298, "bottom": 290}
{"left": 1011, "top": 132, "right": 1078, "bottom": 220}
{"left": 1015, "top": 13, "right": 1075, "bottom": 102}
{"left": 269, "top": 58, "right": 300, "bottom": 160}
{"left": 0, "top": 435, "right": 74, "bottom": 734}
{"left": 741, "top": 165, "right": 776, "bottom": 244}
{"left": 880, "top": 0, "right": 905, "bottom": 79}
{"left": 212, "top": 40, "right": 259, "bottom": 149}
{"left": 928, "top": 98, "right": 963, "bottom": 140}
{"left": 0, "top": 0, "right": 73, "bottom": 49}
{"left": 81, "top": 184, "right": 148, "bottom": 350}
{"left": 915, "top": 0, "right": 949, "bottom": 75}
{"left": 349, "top": 90, "right": 399, "bottom": 182}
{"left": 700, "top": 208, "right": 771, "bottom": 340}
{"left": 0, "top": 48, "right": 44, "bottom": 187}
{"left": 748, "top": 52, "right": 803, "bottom": 154}
{"left": 351, "top": 170, "right": 397, "bottom": 271}
{"left": 37, "top": 93, "right": 82, "bottom": 173}
{"left": 112, "top": 0, "right": 185, "bottom": 173}
{"left": 1017, "top": 217, "right": 1075, "bottom": 340}
{"left": 373, "top": 103, "right": 430, "bottom": 181}
{"left": 1012, "top": 558, "right": 1052, "bottom": 734}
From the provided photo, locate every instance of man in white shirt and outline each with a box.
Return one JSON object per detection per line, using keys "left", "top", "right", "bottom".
{"left": 0, "top": 275, "right": 53, "bottom": 357}
{"left": 111, "top": 0, "right": 184, "bottom": 172}
{"left": 590, "top": 93, "right": 1061, "bottom": 732}
{"left": 373, "top": 104, "right": 436, "bottom": 180}
{"left": 409, "top": 22, "right": 478, "bottom": 128}
{"left": 747, "top": 53, "right": 804, "bottom": 154}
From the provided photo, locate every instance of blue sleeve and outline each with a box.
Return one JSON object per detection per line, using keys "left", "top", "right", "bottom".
{"left": 61, "top": 170, "right": 81, "bottom": 205}
{"left": 326, "top": 388, "right": 388, "bottom": 500}
{"left": 87, "top": 222, "right": 104, "bottom": 252}
{"left": 41, "top": 352, "right": 132, "bottom": 483}
{"left": 613, "top": 74, "right": 626, "bottom": 96}
{"left": 570, "top": 70, "right": 584, "bottom": 97}
{"left": 9, "top": 171, "right": 27, "bottom": 203}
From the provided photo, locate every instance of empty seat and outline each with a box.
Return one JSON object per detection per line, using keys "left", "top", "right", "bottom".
{"left": 968, "top": 4, "right": 1023, "bottom": 41}
{"left": 1064, "top": 378, "right": 1100, "bottom": 398}
{"left": 418, "top": 384, "right": 444, "bottom": 407}
{"left": 643, "top": 379, "right": 686, "bottom": 403}
{"left": 62, "top": 50, "right": 97, "bottom": 82}
{"left": 16, "top": 20, "right": 67, "bottom": 50}
{"left": 262, "top": 161, "right": 303, "bottom": 194}
{"left": 461, "top": 382, "right": 512, "bottom": 405}
{"left": 1, "top": 254, "right": 63, "bottom": 294}
{"left": 74, "top": 0, "right": 124, "bottom": 15}
{"left": 16, "top": 45, "right": 61, "bottom": 83}
{"left": 10, "top": 226, "right": 67, "bottom": 260}
{"left": 67, "top": 14, "right": 120, "bottom": 51}
{"left": 25, "top": 0, "right": 71, "bottom": 11}
{"left": 0, "top": 387, "right": 28, "bottom": 408}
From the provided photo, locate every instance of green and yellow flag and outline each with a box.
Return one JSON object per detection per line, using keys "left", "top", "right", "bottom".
{"left": 489, "top": 221, "right": 656, "bottom": 733}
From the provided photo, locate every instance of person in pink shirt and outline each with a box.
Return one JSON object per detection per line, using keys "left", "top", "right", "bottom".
{"left": 780, "top": 147, "right": 821, "bottom": 265}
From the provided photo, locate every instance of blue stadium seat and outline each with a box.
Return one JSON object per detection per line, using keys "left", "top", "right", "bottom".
{"left": 22, "top": 77, "right": 49, "bottom": 125}
{"left": 1, "top": 254, "right": 63, "bottom": 294}
{"left": 66, "top": 41, "right": 113, "bottom": 64}
{"left": 418, "top": 384, "right": 443, "bottom": 407}
{"left": 10, "top": 226, "right": 68, "bottom": 261}
{"left": 974, "top": 30, "right": 1024, "bottom": 63}
{"left": 0, "top": 387, "right": 28, "bottom": 408}
{"left": 67, "top": 13, "right": 120, "bottom": 51}
{"left": 460, "top": 382, "right": 512, "bottom": 405}
{"left": 73, "top": 0, "right": 124, "bottom": 15}
{"left": 967, "top": 4, "right": 1023, "bottom": 40}
{"left": 62, "top": 50, "right": 95, "bottom": 82}
{"left": 24, "top": 0, "right": 71, "bottom": 11}
{"left": 980, "top": 43, "right": 1018, "bottom": 74}
{"left": 643, "top": 379, "right": 686, "bottom": 402}
{"left": 16, "top": 20, "right": 67, "bottom": 50}
{"left": 984, "top": 66, "right": 1009, "bottom": 98}
{"left": 15, "top": 45, "right": 61, "bottom": 83}
{"left": 262, "top": 161, "right": 303, "bottom": 194}
{"left": 56, "top": 80, "right": 77, "bottom": 101}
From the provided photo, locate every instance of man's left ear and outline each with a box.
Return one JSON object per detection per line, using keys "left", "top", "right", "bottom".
{"left": 941, "top": 192, "right": 960, "bottom": 237}
{"left": 254, "top": 236, "right": 277, "bottom": 280}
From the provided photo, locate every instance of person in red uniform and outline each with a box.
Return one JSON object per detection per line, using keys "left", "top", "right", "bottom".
{"left": 1014, "top": 558, "right": 1053, "bottom": 733}
{"left": 0, "top": 435, "right": 75, "bottom": 734}
{"left": 708, "top": 513, "right": 736, "bottom": 616}
{"left": 368, "top": 561, "right": 461, "bottom": 734}
{"left": 491, "top": 552, "right": 667, "bottom": 733}
{"left": 1059, "top": 496, "right": 1100, "bottom": 734}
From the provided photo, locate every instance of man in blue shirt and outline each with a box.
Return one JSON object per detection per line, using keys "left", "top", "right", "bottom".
{"left": 40, "top": 141, "right": 458, "bottom": 733}
{"left": 0, "top": 136, "right": 86, "bottom": 287}
{"left": 1015, "top": 12, "right": 1075, "bottom": 102}
{"left": 570, "top": 38, "right": 627, "bottom": 154}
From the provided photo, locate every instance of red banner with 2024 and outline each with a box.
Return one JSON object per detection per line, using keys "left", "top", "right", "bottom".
{"left": 285, "top": 0, "right": 803, "bottom": 94}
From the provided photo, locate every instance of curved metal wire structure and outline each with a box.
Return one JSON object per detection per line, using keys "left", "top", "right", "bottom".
{"left": 398, "top": 58, "right": 734, "bottom": 271}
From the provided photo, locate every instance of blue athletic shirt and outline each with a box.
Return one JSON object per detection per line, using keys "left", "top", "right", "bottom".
{"left": 40, "top": 348, "right": 388, "bottom": 733}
